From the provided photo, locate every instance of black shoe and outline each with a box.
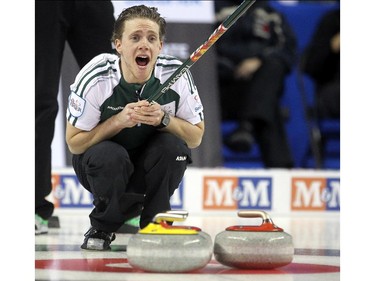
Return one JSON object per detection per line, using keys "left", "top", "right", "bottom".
{"left": 35, "top": 214, "right": 48, "bottom": 235}
{"left": 224, "top": 127, "right": 254, "bottom": 152}
{"left": 81, "top": 227, "right": 116, "bottom": 251}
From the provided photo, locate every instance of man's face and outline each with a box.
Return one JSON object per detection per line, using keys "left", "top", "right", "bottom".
{"left": 115, "top": 18, "right": 163, "bottom": 84}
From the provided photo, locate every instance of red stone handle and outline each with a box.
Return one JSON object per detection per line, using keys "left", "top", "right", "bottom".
{"left": 226, "top": 210, "right": 284, "bottom": 232}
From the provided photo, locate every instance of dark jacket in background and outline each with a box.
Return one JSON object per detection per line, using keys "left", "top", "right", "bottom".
{"left": 215, "top": 0, "right": 297, "bottom": 77}
{"left": 302, "top": 8, "right": 340, "bottom": 118}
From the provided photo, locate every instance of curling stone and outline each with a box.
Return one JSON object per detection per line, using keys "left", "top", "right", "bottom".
{"left": 214, "top": 211, "right": 294, "bottom": 269}
{"left": 127, "top": 210, "right": 213, "bottom": 273}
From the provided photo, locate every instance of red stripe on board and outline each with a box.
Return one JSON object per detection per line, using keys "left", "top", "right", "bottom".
{"left": 35, "top": 258, "right": 339, "bottom": 274}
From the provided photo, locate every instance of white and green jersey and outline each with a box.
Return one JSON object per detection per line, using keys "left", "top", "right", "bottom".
{"left": 66, "top": 53, "right": 204, "bottom": 150}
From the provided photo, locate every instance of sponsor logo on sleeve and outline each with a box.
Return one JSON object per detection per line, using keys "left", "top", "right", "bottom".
{"left": 68, "top": 93, "right": 86, "bottom": 118}
{"left": 187, "top": 93, "right": 203, "bottom": 114}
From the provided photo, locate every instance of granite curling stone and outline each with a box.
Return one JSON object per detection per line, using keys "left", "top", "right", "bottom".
{"left": 127, "top": 211, "right": 213, "bottom": 273}
{"left": 214, "top": 210, "right": 294, "bottom": 269}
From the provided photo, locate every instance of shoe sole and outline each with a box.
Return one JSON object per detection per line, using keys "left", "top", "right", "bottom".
{"left": 82, "top": 238, "right": 111, "bottom": 251}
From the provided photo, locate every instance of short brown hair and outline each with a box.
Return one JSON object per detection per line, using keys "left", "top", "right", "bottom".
{"left": 112, "top": 5, "right": 166, "bottom": 43}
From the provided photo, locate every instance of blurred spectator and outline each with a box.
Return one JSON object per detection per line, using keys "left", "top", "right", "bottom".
{"left": 35, "top": 0, "right": 115, "bottom": 234}
{"left": 214, "top": 0, "right": 297, "bottom": 168}
{"left": 301, "top": 7, "right": 340, "bottom": 119}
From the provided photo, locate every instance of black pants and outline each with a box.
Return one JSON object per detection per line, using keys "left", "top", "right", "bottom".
{"left": 316, "top": 78, "right": 340, "bottom": 119}
{"left": 219, "top": 57, "right": 294, "bottom": 168}
{"left": 72, "top": 133, "right": 192, "bottom": 231}
{"left": 35, "top": 1, "right": 115, "bottom": 219}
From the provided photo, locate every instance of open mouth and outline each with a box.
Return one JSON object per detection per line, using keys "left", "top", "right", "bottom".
{"left": 136, "top": 56, "right": 150, "bottom": 67}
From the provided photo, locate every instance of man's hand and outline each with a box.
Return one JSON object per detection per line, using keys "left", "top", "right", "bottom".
{"left": 330, "top": 33, "right": 340, "bottom": 53}
{"left": 235, "top": 57, "right": 262, "bottom": 79}
{"left": 115, "top": 100, "right": 164, "bottom": 128}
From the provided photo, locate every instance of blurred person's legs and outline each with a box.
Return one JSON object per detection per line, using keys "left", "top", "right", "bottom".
{"left": 316, "top": 78, "right": 340, "bottom": 119}
{"left": 220, "top": 58, "right": 293, "bottom": 167}
{"left": 35, "top": 1, "right": 115, "bottom": 234}
{"left": 67, "top": 0, "right": 115, "bottom": 67}
{"left": 35, "top": 1, "right": 67, "bottom": 231}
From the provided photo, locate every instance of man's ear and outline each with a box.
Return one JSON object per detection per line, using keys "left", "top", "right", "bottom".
{"left": 159, "top": 40, "right": 163, "bottom": 51}
{"left": 115, "top": 39, "right": 122, "bottom": 54}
